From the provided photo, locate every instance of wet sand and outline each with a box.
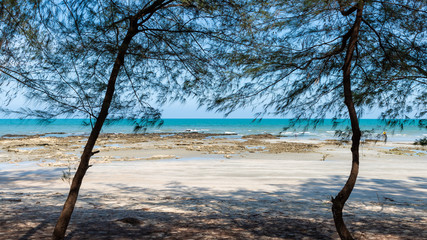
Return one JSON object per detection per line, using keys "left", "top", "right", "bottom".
{"left": 0, "top": 133, "right": 426, "bottom": 239}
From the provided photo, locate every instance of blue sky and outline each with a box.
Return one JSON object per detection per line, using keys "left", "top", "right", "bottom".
{"left": 1, "top": 92, "right": 257, "bottom": 118}
{"left": 158, "top": 100, "right": 382, "bottom": 119}
{"left": 1, "top": 88, "right": 385, "bottom": 119}
{"left": 160, "top": 101, "right": 260, "bottom": 118}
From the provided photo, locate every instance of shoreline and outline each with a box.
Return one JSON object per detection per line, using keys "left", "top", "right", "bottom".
{"left": 1, "top": 133, "right": 426, "bottom": 239}
{"left": 1, "top": 117, "right": 425, "bottom": 143}
{"left": 0, "top": 132, "right": 425, "bottom": 164}
{"left": 0, "top": 132, "right": 427, "bottom": 159}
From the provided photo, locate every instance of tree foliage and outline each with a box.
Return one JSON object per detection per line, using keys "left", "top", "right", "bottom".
{"left": 0, "top": 0, "right": 41, "bottom": 104}
{"left": 1, "top": 0, "right": 229, "bottom": 124}
{"left": 187, "top": 1, "right": 426, "bottom": 239}
{"left": 1, "top": 1, "right": 242, "bottom": 239}
{"left": 195, "top": 0, "right": 426, "bottom": 121}
{"left": 1, "top": 1, "right": 426, "bottom": 239}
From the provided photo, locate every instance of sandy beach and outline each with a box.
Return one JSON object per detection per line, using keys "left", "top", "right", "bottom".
{"left": 1, "top": 133, "right": 426, "bottom": 239}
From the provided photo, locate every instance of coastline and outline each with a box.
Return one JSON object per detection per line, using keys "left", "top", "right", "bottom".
{"left": 0, "top": 118, "right": 425, "bottom": 143}
{"left": 1, "top": 133, "right": 426, "bottom": 239}
{"left": 1, "top": 132, "right": 425, "bottom": 165}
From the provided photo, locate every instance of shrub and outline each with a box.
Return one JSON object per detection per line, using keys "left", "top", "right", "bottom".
{"left": 414, "top": 137, "right": 427, "bottom": 146}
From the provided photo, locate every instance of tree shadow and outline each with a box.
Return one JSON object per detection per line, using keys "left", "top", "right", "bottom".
{"left": 0, "top": 166, "right": 67, "bottom": 191}
{"left": 0, "top": 168, "right": 426, "bottom": 239}
{"left": 18, "top": 219, "right": 50, "bottom": 240}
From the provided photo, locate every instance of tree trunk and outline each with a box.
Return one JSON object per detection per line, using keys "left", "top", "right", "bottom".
{"left": 51, "top": 23, "right": 138, "bottom": 240}
{"left": 331, "top": 2, "right": 364, "bottom": 240}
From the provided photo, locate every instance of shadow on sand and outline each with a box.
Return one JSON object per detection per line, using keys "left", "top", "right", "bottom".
{"left": 1, "top": 168, "right": 426, "bottom": 239}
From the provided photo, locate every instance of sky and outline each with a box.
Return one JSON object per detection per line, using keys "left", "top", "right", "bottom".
{"left": 0, "top": 92, "right": 256, "bottom": 119}
{"left": 160, "top": 101, "right": 383, "bottom": 119}
{"left": 1, "top": 92, "right": 384, "bottom": 119}
{"left": 159, "top": 101, "right": 263, "bottom": 119}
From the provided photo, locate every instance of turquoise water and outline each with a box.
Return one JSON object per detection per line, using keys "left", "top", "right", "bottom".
{"left": 0, "top": 119, "right": 425, "bottom": 142}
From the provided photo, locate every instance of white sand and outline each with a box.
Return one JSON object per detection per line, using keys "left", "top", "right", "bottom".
{"left": 1, "top": 134, "right": 426, "bottom": 239}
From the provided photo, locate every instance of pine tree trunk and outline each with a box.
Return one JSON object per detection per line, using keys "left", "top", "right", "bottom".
{"left": 331, "top": 2, "right": 364, "bottom": 240}
{"left": 51, "top": 2, "right": 170, "bottom": 238}
{"left": 51, "top": 23, "right": 138, "bottom": 240}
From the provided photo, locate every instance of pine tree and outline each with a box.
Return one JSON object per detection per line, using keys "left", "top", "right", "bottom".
{"left": 2, "top": 1, "right": 235, "bottom": 239}
{"left": 195, "top": 1, "right": 426, "bottom": 239}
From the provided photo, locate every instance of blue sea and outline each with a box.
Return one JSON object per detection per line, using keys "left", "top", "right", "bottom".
{"left": 0, "top": 119, "right": 425, "bottom": 142}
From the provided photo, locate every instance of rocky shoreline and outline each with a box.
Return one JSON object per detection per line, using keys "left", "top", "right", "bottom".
{"left": 1, "top": 133, "right": 426, "bottom": 239}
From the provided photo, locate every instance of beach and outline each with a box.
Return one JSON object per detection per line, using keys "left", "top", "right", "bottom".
{"left": 1, "top": 132, "right": 426, "bottom": 239}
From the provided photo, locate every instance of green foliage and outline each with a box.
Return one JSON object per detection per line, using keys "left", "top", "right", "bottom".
{"left": 61, "top": 169, "right": 72, "bottom": 185}
{"left": 1, "top": 0, "right": 231, "bottom": 126}
{"left": 334, "top": 127, "right": 381, "bottom": 142}
{"left": 414, "top": 137, "right": 427, "bottom": 146}
{"left": 192, "top": 1, "right": 426, "bottom": 123}
{"left": 60, "top": 159, "right": 74, "bottom": 186}
{"left": 2, "top": 1, "right": 426, "bottom": 125}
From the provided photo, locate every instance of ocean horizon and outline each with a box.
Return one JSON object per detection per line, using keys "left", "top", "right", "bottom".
{"left": 0, "top": 118, "right": 425, "bottom": 142}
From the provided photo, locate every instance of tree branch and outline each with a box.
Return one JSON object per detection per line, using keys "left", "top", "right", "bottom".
{"left": 338, "top": 1, "right": 358, "bottom": 16}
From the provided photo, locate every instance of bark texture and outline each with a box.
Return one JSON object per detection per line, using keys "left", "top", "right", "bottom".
{"left": 51, "top": 22, "right": 138, "bottom": 240}
{"left": 331, "top": 2, "right": 364, "bottom": 240}
{"left": 51, "top": 2, "right": 172, "bottom": 238}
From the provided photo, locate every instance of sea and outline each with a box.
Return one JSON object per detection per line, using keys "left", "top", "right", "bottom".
{"left": 0, "top": 119, "right": 425, "bottom": 142}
